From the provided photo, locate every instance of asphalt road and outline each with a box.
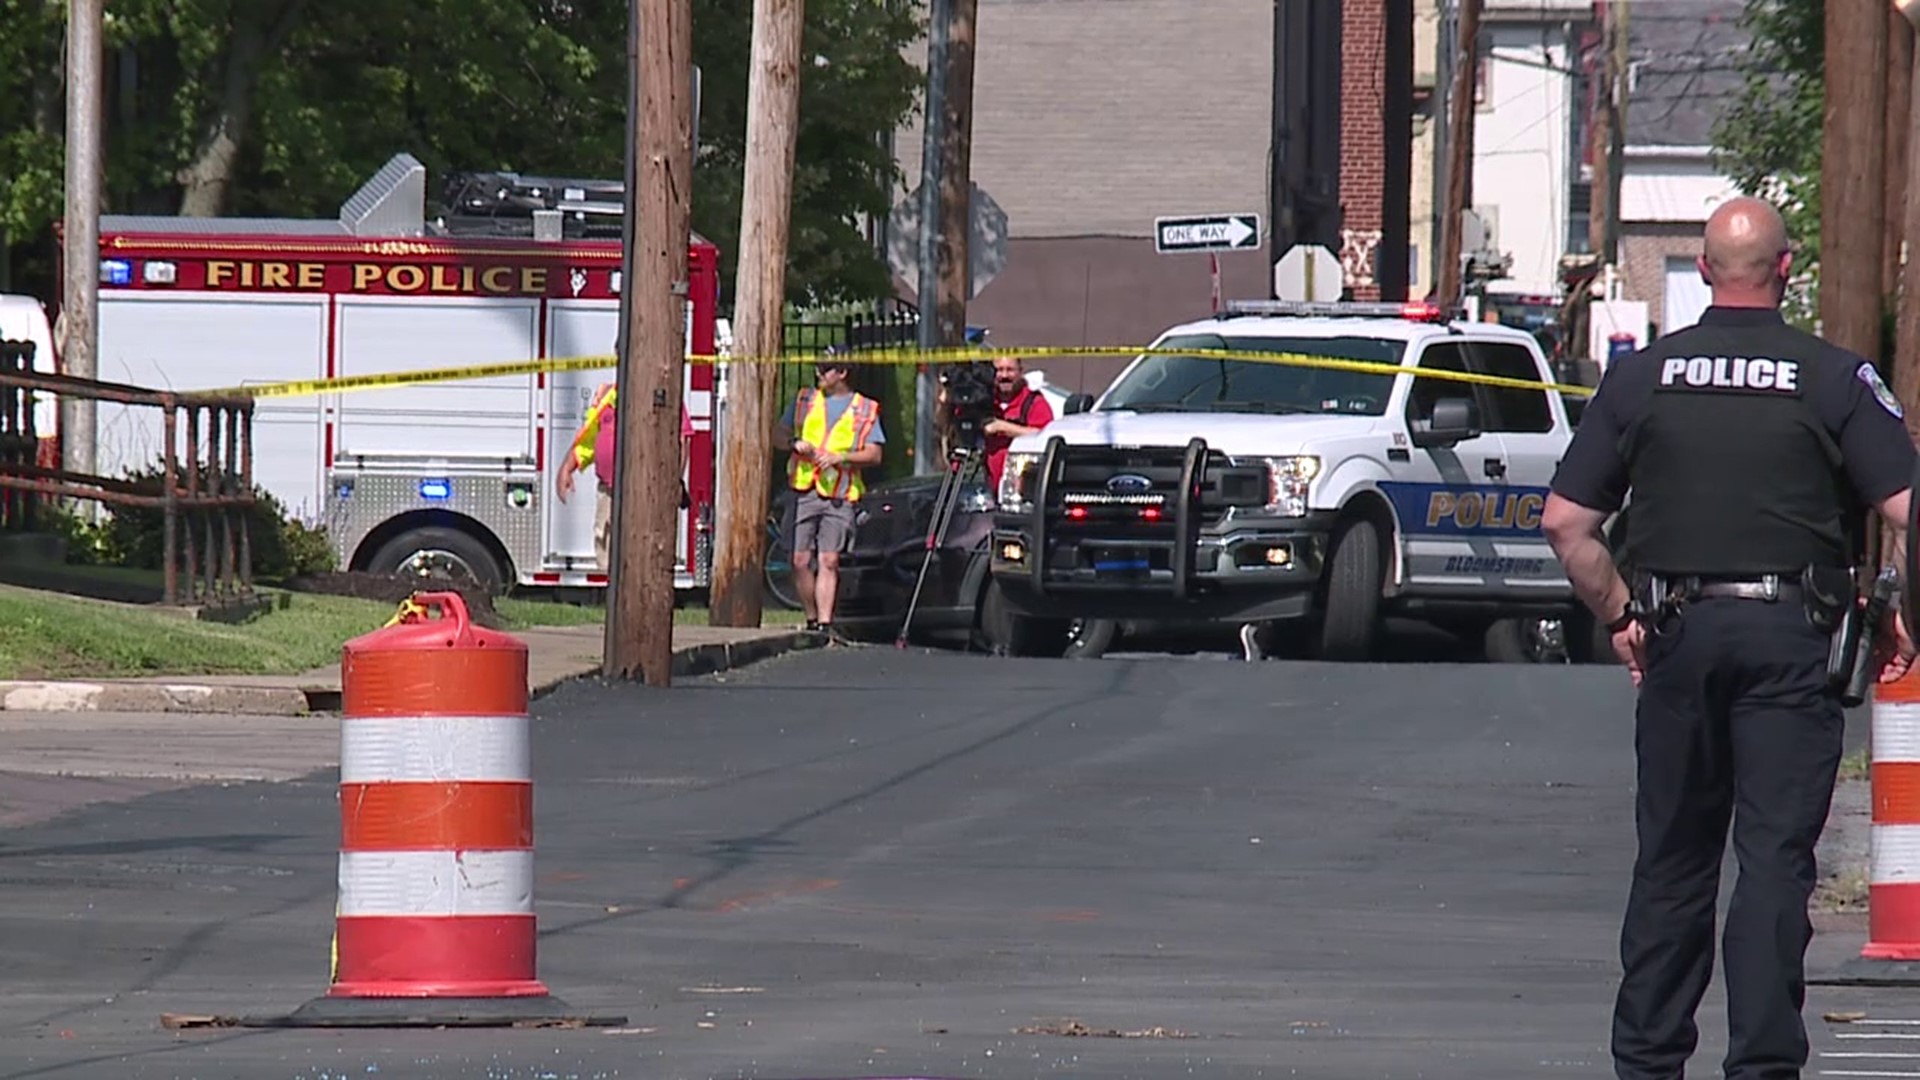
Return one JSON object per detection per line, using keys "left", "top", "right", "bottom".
{"left": 0, "top": 646, "right": 1905, "bottom": 1079}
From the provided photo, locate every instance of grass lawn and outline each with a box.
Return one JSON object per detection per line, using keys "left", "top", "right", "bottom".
{"left": 0, "top": 585, "right": 804, "bottom": 681}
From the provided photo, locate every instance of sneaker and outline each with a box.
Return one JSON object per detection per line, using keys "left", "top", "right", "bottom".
{"left": 820, "top": 623, "right": 855, "bottom": 647}
{"left": 1239, "top": 622, "right": 1265, "bottom": 662}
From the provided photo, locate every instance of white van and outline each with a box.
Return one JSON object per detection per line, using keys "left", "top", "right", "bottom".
{"left": 0, "top": 294, "right": 60, "bottom": 458}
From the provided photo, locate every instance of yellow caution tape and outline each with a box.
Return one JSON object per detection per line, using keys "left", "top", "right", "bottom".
{"left": 211, "top": 345, "right": 1598, "bottom": 401}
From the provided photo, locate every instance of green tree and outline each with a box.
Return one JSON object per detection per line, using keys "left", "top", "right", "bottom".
{"left": 1710, "top": 0, "right": 1824, "bottom": 327}
{"left": 0, "top": 0, "right": 925, "bottom": 305}
{"left": 0, "top": 0, "right": 69, "bottom": 263}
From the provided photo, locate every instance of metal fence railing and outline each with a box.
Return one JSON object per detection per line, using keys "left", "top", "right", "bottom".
{"left": 0, "top": 363, "right": 258, "bottom": 608}
{"left": 777, "top": 305, "right": 922, "bottom": 483}
{"left": 0, "top": 341, "right": 41, "bottom": 536}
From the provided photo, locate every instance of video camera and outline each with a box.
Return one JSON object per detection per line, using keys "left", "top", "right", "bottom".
{"left": 939, "top": 361, "right": 998, "bottom": 448}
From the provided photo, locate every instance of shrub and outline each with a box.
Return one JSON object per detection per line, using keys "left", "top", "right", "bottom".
{"left": 35, "top": 503, "right": 111, "bottom": 565}
{"left": 98, "top": 460, "right": 338, "bottom": 582}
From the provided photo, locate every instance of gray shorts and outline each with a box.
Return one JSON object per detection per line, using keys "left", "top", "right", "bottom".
{"left": 788, "top": 491, "right": 858, "bottom": 556}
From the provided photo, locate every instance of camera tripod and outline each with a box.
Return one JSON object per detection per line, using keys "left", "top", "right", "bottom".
{"left": 895, "top": 441, "right": 986, "bottom": 649}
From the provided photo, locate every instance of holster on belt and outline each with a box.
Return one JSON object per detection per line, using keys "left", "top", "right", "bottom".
{"left": 1837, "top": 567, "right": 1901, "bottom": 707}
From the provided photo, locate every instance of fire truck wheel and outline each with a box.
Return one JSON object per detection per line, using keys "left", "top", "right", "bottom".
{"left": 369, "top": 526, "right": 507, "bottom": 594}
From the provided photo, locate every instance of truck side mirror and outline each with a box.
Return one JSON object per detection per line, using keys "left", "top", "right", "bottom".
{"left": 1411, "top": 396, "right": 1481, "bottom": 449}
{"left": 1064, "top": 392, "right": 1094, "bottom": 416}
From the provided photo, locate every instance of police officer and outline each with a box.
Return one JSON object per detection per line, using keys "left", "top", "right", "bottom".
{"left": 1541, "top": 195, "right": 1919, "bottom": 1080}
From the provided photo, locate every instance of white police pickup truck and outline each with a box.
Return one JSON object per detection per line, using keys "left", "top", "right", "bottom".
{"left": 985, "top": 299, "right": 1599, "bottom": 662}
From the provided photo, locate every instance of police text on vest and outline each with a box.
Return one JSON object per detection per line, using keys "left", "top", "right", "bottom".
{"left": 1659, "top": 356, "right": 1800, "bottom": 392}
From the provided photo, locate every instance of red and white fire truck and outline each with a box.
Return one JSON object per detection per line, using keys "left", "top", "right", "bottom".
{"left": 83, "top": 153, "right": 720, "bottom": 592}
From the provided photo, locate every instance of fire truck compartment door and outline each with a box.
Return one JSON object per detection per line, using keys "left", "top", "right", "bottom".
{"left": 333, "top": 296, "right": 539, "bottom": 460}
{"left": 97, "top": 292, "right": 327, "bottom": 521}
{"left": 544, "top": 301, "right": 692, "bottom": 572}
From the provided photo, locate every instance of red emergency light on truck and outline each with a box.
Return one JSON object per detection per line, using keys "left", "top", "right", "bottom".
{"left": 83, "top": 153, "right": 720, "bottom": 592}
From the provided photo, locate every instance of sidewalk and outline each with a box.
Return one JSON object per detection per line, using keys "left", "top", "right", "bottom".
{"left": 0, "top": 623, "right": 817, "bottom": 715}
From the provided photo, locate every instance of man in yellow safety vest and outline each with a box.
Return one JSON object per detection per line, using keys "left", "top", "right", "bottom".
{"left": 775, "top": 351, "right": 885, "bottom": 642}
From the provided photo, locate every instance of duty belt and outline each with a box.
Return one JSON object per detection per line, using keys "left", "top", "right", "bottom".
{"left": 1633, "top": 567, "right": 1854, "bottom": 635}
{"left": 1658, "top": 574, "right": 1801, "bottom": 603}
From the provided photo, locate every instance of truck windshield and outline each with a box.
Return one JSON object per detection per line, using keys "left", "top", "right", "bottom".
{"left": 1099, "top": 333, "right": 1404, "bottom": 416}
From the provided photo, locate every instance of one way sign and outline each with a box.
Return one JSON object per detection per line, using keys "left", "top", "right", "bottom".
{"left": 1154, "top": 213, "right": 1262, "bottom": 254}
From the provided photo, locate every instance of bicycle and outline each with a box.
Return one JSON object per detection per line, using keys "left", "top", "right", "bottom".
{"left": 764, "top": 509, "right": 803, "bottom": 611}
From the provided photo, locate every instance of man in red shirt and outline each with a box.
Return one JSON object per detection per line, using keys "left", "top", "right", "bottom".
{"left": 981, "top": 354, "right": 1055, "bottom": 493}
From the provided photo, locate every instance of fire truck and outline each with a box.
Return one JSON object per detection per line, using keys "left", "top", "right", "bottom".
{"left": 83, "top": 153, "right": 721, "bottom": 592}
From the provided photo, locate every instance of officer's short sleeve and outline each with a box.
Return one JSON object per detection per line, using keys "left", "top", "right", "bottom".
{"left": 1826, "top": 354, "right": 1916, "bottom": 505}
{"left": 1549, "top": 370, "right": 1633, "bottom": 513}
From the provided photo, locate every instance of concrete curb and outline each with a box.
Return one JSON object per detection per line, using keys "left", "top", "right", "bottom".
{"left": 0, "top": 681, "right": 312, "bottom": 716}
{"left": 528, "top": 631, "right": 824, "bottom": 702}
{"left": 672, "top": 630, "right": 821, "bottom": 680}
{"left": 0, "top": 631, "right": 818, "bottom": 715}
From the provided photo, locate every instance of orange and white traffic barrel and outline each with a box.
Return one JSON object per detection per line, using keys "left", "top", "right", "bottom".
{"left": 1865, "top": 669, "right": 1920, "bottom": 966}
{"left": 235, "top": 592, "right": 624, "bottom": 1028}
{"left": 328, "top": 591, "right": 542, "bottom": 998}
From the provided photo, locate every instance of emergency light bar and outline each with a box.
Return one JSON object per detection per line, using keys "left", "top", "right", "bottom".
{"left": 1220, "top": 300, "right": 1464, "bottom": 323}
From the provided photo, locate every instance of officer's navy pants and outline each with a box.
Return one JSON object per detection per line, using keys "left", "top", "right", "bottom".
{"left": 1612, "top": 595, "right": 1846, "bottom": 1080}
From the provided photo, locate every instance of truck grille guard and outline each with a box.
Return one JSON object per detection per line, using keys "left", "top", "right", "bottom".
{"left": 1027, "top": 435, "right": 1227, "bottom": 601}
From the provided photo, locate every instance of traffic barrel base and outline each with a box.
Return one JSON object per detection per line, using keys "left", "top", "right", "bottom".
{"left": 240, "top": 992, "right": 625, "bottom": 1029}
{"left": 1823, "top": 670, "right": 1920, "bottom": 986}
{"left": 238, "top": 592, "right": 628, "bottom": 1029}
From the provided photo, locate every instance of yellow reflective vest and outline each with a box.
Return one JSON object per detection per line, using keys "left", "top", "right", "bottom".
{"left": 789, "top": 388, "right": 881, "bottom": 502}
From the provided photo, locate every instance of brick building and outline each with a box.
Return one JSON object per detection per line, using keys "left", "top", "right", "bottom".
{"left": 1337, "top": 0, "right": 1413, "bottom": 302}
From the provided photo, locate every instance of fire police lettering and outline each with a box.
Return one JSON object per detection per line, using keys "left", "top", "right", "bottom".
{"left": 342, "top": 263, "right": 541, "bottom": 295}
{"left": 1658, "top": 355, "right": 1800, "bottom": 393}
{"left": 206, "top": 260, "right": 328, "bottom": 290}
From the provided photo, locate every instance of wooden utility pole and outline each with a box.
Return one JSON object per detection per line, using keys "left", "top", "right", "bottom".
{"left": 708, "top": 0, "right": 806, "bottom": 630}
{"left": 1886, "top": 10, "right": 1914, "bottom": 308}
{"left": 1586, "top": 0, "right": 1628, "bottom": 267}
{"left": 62, "top": 0, "right": 104, "bottom": 485}
{"left": 1894, "top": 2, "right": 1920, "bottom": 443}
{"left": 931, "top": 0, "right": 979, "bottom": 345}
{"left": 912, "top": 0, "right": 979, "bottom": 472}
{"left": 605, "top": 0, "right": 695, "bottom": 686}
{"left": 1434, "top": 0, "right": 1481, "bottom": 307}
{"left": 1821, "top": 0, "right": 1887, "bottom": 362}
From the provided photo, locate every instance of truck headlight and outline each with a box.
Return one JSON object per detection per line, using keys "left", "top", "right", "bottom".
{"left": 1262, "top": 455, "right": 1320, "bottom": 517}
{"left": 999, "top": 451, "right": 1040, "bottom": 513}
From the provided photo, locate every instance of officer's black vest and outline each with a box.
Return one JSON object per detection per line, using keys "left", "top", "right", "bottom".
{"left": 1620, "top": 329, "right": 1856, "bottom": 576}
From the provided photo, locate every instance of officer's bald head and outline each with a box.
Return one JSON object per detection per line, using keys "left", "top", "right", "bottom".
{"left": 1698, "top": 197, "right": 1792, "bottom": 299}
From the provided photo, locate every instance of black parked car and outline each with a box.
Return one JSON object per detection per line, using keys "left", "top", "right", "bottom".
{"left": 783, "top": 473, "right": 1115, "bottom": 657}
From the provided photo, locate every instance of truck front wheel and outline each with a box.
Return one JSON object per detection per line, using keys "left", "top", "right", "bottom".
{"left": 1059, "top": 618, "right": 1118, "bottom": 659}
{"left": 368, "top": 526, "right": 508, "bottom": 594}
{"left": 1318, "top": 517, "right": 1384, "bottom": 662}
{"left": 975, "top": 578, "right": 1110, "bottom": 658}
